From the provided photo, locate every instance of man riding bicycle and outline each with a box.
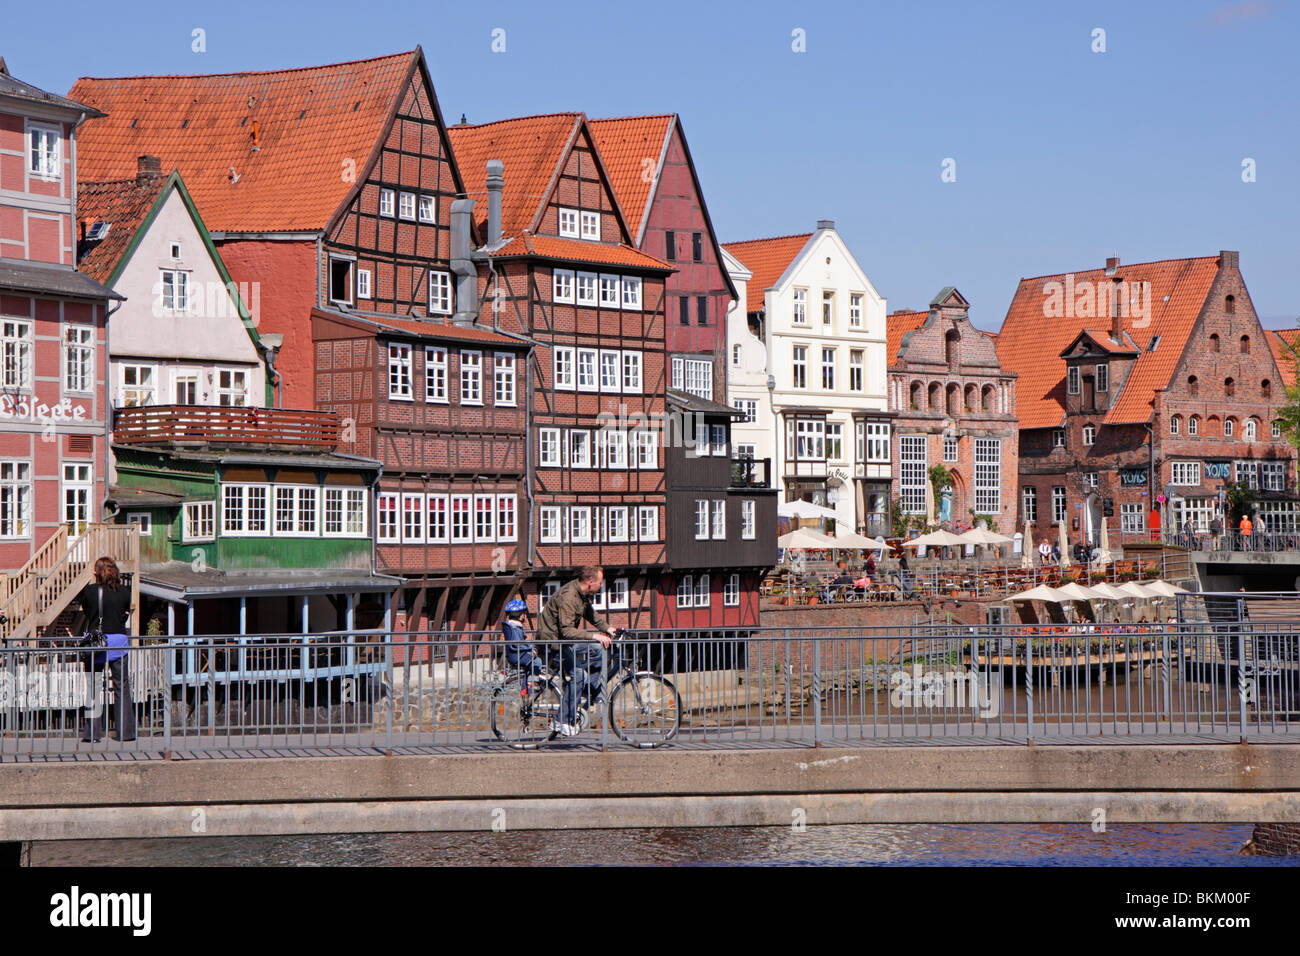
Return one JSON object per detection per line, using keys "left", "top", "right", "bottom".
{"left": 536, "top": 565, "right": 620, "bottom": 737}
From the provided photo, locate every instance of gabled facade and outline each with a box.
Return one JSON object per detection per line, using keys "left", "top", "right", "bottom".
{"left": 724, "top": 222, "right": 891, "bottom": 535}
{"left": 590, "top": 114, "right": 772, "bottom": 627}
{"left": 887, "top": 288, "right": 1019, "bottom": 533}
{"left": 0, "top": 60, "right": 120, "bottom": 571}
{"left": 449, "top": 113, "right": 672, "bottom": 627}
{"left": 999, "top": 251, "right": 1296, "bottom": 544}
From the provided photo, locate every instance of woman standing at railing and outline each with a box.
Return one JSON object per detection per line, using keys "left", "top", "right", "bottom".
{"left": 75, "top": 557, "right": 136, "bottom": 743}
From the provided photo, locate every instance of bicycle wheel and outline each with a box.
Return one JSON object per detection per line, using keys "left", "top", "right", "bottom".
{"left": 490, "top": 675, "right": 561, "bottom": 749}
{"left": 608, "top": 672, "right": 680, "bottom": 747}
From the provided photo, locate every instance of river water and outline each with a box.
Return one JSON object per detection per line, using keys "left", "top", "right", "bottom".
{"left": 28, "top": 824, "right": 1300, "bottom": 866}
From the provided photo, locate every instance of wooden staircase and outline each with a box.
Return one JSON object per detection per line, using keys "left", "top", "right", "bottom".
{"left": 0, "top": 523, "right": 139, "bottom": 642}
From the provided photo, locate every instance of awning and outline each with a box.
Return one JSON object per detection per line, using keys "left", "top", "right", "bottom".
{"left": 138, "top": 562, "right": 403, "bottom": 602}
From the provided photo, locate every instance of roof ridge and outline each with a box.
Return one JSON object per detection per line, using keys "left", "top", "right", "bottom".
{"left": 724, "top": 232, "right": 814, "bottom": 247}
{"left": 75, "top": 50, "right": 415, "bottom": 82}
{"left": 588, "top": 113, "right": 676, "bottom": 123}
{"left": 1016, "top": 254, "right": 1221, "bottom": 285}
{"left": 451, "top": 112, "right": 585, "bottom": 130}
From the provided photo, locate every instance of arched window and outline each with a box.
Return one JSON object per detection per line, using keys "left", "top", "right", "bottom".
{"left": 1169, "top": 415, "right": 1181, "bottom": 435}
{"left": 1225, "top": 377, "right": 1235, "bottom": 397}
{"left": 1187, "top": 375, "right": 1198, "bottom": 396}
{"left": 1262, "top": 379, "right": 1271, "bottom": 399}
{"left": 1226, "top": 294, "right": 1235, "bottom": 314}
{"left": 964, "top": 383, "right": 977, "bottom": 411}
{"left": 981, "top": 384, "right": 995, "bottom": 412}
{"left": 945, "top": 329, "right": 960, "bottom": 368}
{"left": 1209, "top": 334, "right": 1220, "bottom": 352}
{"left": 928, "top": 381, "right": 942, "bottom": 410}
{"left": 1244, "top": 419, "right": 1257, "bottom": 442}
{"left": 1188, "top": 416, "right": 1199, "bottom": 437}
{"left": 910, "top": 381, "right": 923, "bottom": 409}
{"left": 1241, "top": 335, "right": 1250, "bottom": 354}
{"left": 946, "top": 382, "right": 959, "bottom": 415}
{"left": 1224, "top": 417, "right": 1235, "bottom": 438}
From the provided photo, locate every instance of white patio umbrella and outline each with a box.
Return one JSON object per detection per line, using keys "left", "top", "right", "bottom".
{"left": 778, "top": 499, "right": 837, "bottom": 521}
{"left": 1142, "top": 580, "right": 1188, "bottom": 597}
{"left": 903, "top": 529, "right": 968, "bottom": 549}
{"left": 1097, "top": 518, "right": 1112, "bottom": 565}
{"left": 777, "top": 528, "right": 837, "bottom": 550}
{"left": 1116, "top": 581, "right": 1158, "bottom": 599}
{"left": 1021, "top": 520, "right": 1035, "bottom": 569}
{"left": 825, "top": 530, "right": 888, "bottom": 551}
{"left": 1087, "top": 582, "right": 1128, "bottom": 600}
{"left": 1008, "top": 584, "right": 1068, "bottom": 603}
{"left": 1057, "top": 520, "right": 1072, "bottom": 567}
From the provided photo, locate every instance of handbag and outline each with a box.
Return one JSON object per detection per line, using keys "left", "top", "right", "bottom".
{"left": 76, "top": 586, "right": 106, "bottom": 669}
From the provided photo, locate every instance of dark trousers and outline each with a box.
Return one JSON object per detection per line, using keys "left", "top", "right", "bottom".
{"left": 82, "top": 654, "right": 136, "bottom": 742}
{"left": 558, "top": 643, "right": 617, "bottom": 726}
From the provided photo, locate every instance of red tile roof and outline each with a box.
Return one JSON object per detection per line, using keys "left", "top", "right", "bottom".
{"left": 69, "top": 51, "right": 416, "bottom": 233}
{"left": 75, "top": 173, "right": 170, "bottom": 284}
{"left": 587, "top": 115, "right": 674, "bottom": 241}
{"left": 1269, "top": 329, "right": 1300, "bottom": 391}
{"left": 722, "top": 234, "right": 812, "bottom": 313}
{"left": 446, "top": 114, "right": 582, "bottom": 237}
{"left": 1063, "top": 329, "right": 1140, "bottom": 355}
{"left": 314, "top": 308, "right": 524, "bottom": 345}
{"left": 489, "top": 233, "right": 670, "bottom": 271}
{"left": 886, "top": 310, "right": 929, "bottom": 363}
{"left": 996, "top": 255, "right": 1221, "bottom": 429}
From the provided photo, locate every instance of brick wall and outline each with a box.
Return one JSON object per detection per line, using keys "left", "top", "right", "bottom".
{"left": 1248, "top": 823, "right": 1300, "bottom": 856}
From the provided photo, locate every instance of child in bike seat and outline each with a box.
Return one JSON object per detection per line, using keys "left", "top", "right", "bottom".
{"left": 501, "top": 599, "right": 545, "bottom": 677}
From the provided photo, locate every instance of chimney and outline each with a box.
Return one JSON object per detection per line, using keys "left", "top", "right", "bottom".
{"left": 136, "top": 154, "right": 162, "bottom": 184}
{"left": 449, "top": 198, "right": 478, "bottom": 327}
{"left": 1110, "top": 277, "right": 1124, "bottom": 339}
{"left": 816, "top": 219, "right": 835, "bottom": 232}
{"left": 486, "top": 160, "right": 504, "bottom": 247}
{"left": 1219, "top": 250, "right": 1239, "bottom": 269}
{"left": 1104, "top": 255, "right": 1119, "bottom": 277}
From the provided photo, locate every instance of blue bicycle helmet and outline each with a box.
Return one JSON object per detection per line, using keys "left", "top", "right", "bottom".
{"left": 504, "top": 599, "right": 527, "bottom": 613}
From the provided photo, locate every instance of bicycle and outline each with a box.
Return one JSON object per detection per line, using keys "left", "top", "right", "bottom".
{"left": 489, "top": 630, "right": 681, "bottom": 749}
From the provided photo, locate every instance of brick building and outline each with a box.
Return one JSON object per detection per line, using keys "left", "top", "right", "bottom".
{"left": 997, "top": 251, "right": 1297, "bottom": 548}
{"left": 886, "top": 287, "right": 1019, "bottom": 533}
{"left": 589, "top": 114, "right": 775, "bottom": 627}
{"left": 0, "top": 61, "right": 120, "bottom": 573}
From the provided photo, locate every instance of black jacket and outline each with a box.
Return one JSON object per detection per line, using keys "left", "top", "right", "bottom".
{"left": 78, "top": 583, "right": 132, "bottom": 636}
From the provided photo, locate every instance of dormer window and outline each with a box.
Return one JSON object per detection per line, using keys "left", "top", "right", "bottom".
{"left": 1067, "top": 365, "right": 1080, "bottom": 395}
{"left": 559, "top": 208, "right": 579, "bottom": 238}
{"left": 580, "top": 211, "right": 600, "bottom": 241}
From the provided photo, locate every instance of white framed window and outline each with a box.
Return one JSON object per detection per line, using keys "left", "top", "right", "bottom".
{"left": 1052, "top": 486, "right": 1067, "bottom": 524}
{"left": 606, "top": 429, "right": 628, "bottom": 469}
{"left": 1225, "top": 419, "right": 1235, "bottom": 438}
{"left": 693, "top": 420, "right": 710, "bottom": 458}
{"left": 221, "top": 483, "right": 269, "bottom": 537}
{"left": 427, "top": 495, "right": 448, "bottom": 543}
{"left": 450, "top": 495, "right": 472, "bottom": 541}
{"left": 274, "top": 485, "right": 319, "bottom": 536}
{"left": 694, "top": 499, "right": 709, "bottom": 539}
{"left": 694, "top": 574, "right": 711, "bottom": 607}
{"left": 711, "top": 424, "right": 727, "bottom": 457}
{"left": 576, "top": 348, "right": 597, "bottom": 392}
{"left": 429, "top": 271, "right": 453, "bottom": 314}
{"left": 1, "top": 319, "right": 33, "bottom": 390}
{"left": 559, "top": 208, "right": 579, "bottom": 237}
{"left": 357, "top": 269, "right": 372, "bottom": 299}
{"left": 1171, "top": 461, "right": 1201, "bottom": 487}
{"left": 379, "top": 189, "right": 395, "bottom": 217}
{"left": 376, "top": 492, "right": 399, "bottom": 542}
{"left": 742, "top": 500, "right": 756, "bottom": 539}
{"left": 849, "top": 293, "right": 863, "bottom": 328}
{"left": 554, "top": 347, "right": 574, "bottom": 390}
{"left": 401, "top": 493, "right": 425, "bottom": 543}
{"left": 724, "top": 574, "right": 740, "bottom": 607}
{"left": 425, "top": 347, "right": 448, "bottom": 403}
{"left": 1263, "top": 461, "right": 1285, "bottom": 492}
{"left": 418, "top": 195, "right": 436, "bottom": 223}
{"left": 792, "top": 346, "right": 807, "bottom": 389}
{"left": 794, "top": 418, "right": 825, "bottom": 460}
{"left": 542, "top": 580, "right": 563, "bottom": 605}
{"left": 216, "top": 368, "right": 248, "bottom": 406}
{"left": 28, "top": 124, "right": 61, "bottom": 178}
{"left": 1169, "top": 415, "right": 1181, "bottom": 436}
{"left": 711, "top": 499, "right": 726, "bottom": 539}
{"left": 570, "top": 507, "right": 591, "bottom": 543}
{"left": 1244, "top": 420, "right": 1257, "bottom": 442}
{"left": 1067, "top": 365, "right": 1080, "bottom": 395}
{"left": 63, "top": 325, "right": 94, "bottom": 394}
{"left": 1052, "top": 429, "right": 1066, "bottom": 449}
{"left": 494, "top": 353, "right": 516, "bottom": 406}
{"left": 1082, "top": 472, "right": 1098, "bottom": 490}
{"left": 181, "top": 500, "right": 215, "bottom": 543}
{"left": 822, "top": 291, "right": 834, "bottom": 326}
{"left": 608, "top": 506, "right": 628, "bottom": 542}
{"left": 160, "top": 270, "right": 190, "bottom": 312}
{"left": 599, "top": 275, "right": 620, "bottom": 308}
{"left": 849, "top": 350, "right": 864, "bottom": 392}
{"left": 944, "top": 435, "right": 959, "bottom": 462}
{"left": 119, "top": 364, "right": 155, "bottom": 406}
{"left": 474, "top": 494, "right": 495, "bottom": 541}
{"left": 0, "top": 461, "right": 33, "bottom": 539}
{"left": 580, "top": 210, "right": 600, "bottom": 241}
{"left": 553, "top": 269, "right": 575, "bottom": 304}
{"left": 460, "top": 351, "right": 482, "bottom": 405}
{"left": 1082, "top": 424, "right": 1095, "bottom": 446}
{"left": 1096, "top": 364, "right": 1109, "bottom": 392}
{"left": 539, "top": 428, "right": 561, "bottom": 467}
{"left": 636, "top": 430, "right": 658, "bottom": 469}
{"left": 792, "top": 288, "right": 807, "bottom": 324}
{"left": 1022, "top": 486, "right": 1037, "bottom": 523}
{"left": 569, "top": 430, "right": 591, "bottom": 468}
{"left": 388, "top": 344, "right": 413, "bottom": 400}
{"left": 576, "top": 272, "right": 598, "bottom": 306}
{"left": 866, "top": 422, "right": 890, "bottom": 463}
{"left": 824, "top": 422, "right": 843, "bottom": 461}
{"left": 900, "top": 435, "right": 928, "bottom": 514}
{"left": 638, "top": 506, "right": 659, "bottom": 540}
{"left": 821, "top": 347, "right": 836, "bottom": 390}
{"left": 323, "top": 487, "right": 367, "bottom": 537}
{"left": 622, "top": 277, "right": 642, "bottom": 310}
{"left": 1272, "top": 421, "right": 1282, "bottom": 440}
{"left": 540, "top": 506, "right": 562, "bottom": 543}
{"left": 671, "top": 356, "right": 712, "bottom": 399}
{"left": 599, "top": 350, "right": 621, "bottom": 392}
{"left": 734, "top": 400, "right": 758, "bottom": 424}
{"left": 1120, "top": 503, "right": 1143, "bottom": 534}
{"left": 607, "top": 578, "right": 629, "bottom": 610}
{"left": 399, "top": 192, "right": 416, "bottom": 220}
{"left": 622, "top": 352, "right": 643, "bottom": 393}
{"left": 1235, "top": 460, "right": 1259, "bottom": 490}
{"left": 677, "top": 576, "right": 694, "bottom": 609}
{"left": 61, "top": 463, "right": 93, "bottom": 538}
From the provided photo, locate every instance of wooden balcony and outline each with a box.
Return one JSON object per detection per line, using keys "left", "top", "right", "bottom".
{"left": 113, "top": 404, "right": 341, "bottom": 450}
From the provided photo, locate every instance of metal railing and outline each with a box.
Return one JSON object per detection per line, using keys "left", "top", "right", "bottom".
{"left": 3, "top": 622, "right": 1297, "bottom": 759}
{"left": 730, "top": 457, "right": 771, "bottom": 488}
{"left": 1159, "top": 530, "right": 1300, "bottom": 554}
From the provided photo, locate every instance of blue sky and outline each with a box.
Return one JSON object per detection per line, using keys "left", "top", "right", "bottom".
{"left": 7, "top": 0, "right": 1298, "bottom": 329}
